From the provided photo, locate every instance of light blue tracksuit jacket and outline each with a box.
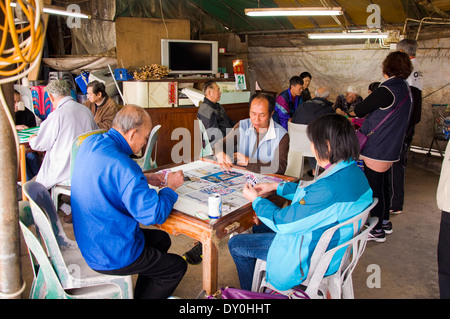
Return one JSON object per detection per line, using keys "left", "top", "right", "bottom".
{"left": 252, "top": 160, "right": 373, "bottom": 291}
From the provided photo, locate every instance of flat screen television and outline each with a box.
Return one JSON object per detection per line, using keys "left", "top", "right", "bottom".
{"left": 161, "top": 39, "right": 218, "bottom": 75}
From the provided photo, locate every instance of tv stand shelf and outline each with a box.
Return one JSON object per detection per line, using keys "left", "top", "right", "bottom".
{"left": 123, "top": 77, "right": 234, "bottom": 83}
{"left": 122, "top": 78, "right": 239, "bottom": 108}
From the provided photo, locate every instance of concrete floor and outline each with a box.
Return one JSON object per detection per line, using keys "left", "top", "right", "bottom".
{"left": 18, "top": 150, "right": 443, "bottom": 299}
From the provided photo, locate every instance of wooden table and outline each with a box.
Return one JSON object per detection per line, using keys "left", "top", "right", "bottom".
{"left": 148, "top": 160, "right": 295, "bottom": 295}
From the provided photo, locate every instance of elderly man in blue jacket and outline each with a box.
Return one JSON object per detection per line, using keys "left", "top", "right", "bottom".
{"left": 71, "top": 105, "right": 187, "bottom": 299}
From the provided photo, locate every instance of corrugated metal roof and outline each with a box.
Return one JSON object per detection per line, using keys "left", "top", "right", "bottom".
{"left": 115, "top": 0, "right": 450, "bottom": 36}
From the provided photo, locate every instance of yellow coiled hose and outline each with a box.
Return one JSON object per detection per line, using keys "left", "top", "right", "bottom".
{"left": 0, "top": 0, "right": 45, "bottom": 167}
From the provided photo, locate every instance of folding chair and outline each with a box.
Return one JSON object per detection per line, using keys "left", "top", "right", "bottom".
{"left": 133, "top": 124, "right": 161, "bottom": 170}
{"left": 285, "top": 122, "right": 319, "bottom": 179}
{"left": 51, "top": 129, "right": 106, "bottom": 211}
{"left": 252, "top": 198, "right": 378, "bottom": 299}
{"left": 23, "top": 181, "right": 133, "bottom": 299}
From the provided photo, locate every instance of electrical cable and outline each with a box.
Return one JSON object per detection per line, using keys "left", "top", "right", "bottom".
{"left": 0, "top": 0, "right": 45, "bottom": 169}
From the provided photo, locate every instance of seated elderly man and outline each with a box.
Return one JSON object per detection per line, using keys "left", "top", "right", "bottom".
{"left": 334, "top": 85, "right": 362, "bottom": 117}
{"left": 84, "top": 80, "right": 119, "bottom": 130}
{"left": 182, "top": 93, "right": 289, "bottom": 266}
{"left": 215, "top": 92, "right": 289, "bottom": 175}
{"left": 197, "top": 80, "right": 236, "bottom": 148}
{"left": 28, "top": 80, "right": 98, "bottom": 222}
{"left": 291, "top": 87, "right": 334, "bottom": 125}
{"left": 71, "top": 105, "right": 187, "bottom": 299}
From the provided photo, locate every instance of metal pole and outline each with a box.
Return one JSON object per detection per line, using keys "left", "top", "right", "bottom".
{"left": 0, "top": 82, "right": 24, "bottom": 299}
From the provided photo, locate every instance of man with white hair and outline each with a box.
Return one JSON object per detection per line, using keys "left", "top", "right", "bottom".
{"left": 292, "top": 87, "right": 335, "bottom": 176}
{"left": 291, "top": 87, "right": 334, "bottom": 125}
{"left": 334, "top": 85, "right": 362, "bottom": 117}
{"left": 29, "top": 80, "right": 97, "bottom": 221}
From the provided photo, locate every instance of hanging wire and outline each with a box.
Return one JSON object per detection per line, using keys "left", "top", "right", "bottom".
{"left": 0, "top": 0, "right": 45, "bottom": 168}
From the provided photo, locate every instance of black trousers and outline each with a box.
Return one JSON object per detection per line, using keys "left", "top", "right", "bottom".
{"left": 390, "top": 127, "right": 414, "bottom": 211}
{"left": 438, "top": 211, "right": 450, "bottom": 299}
{"left": 363, "top": 163, "right": 392, "bottom": 231}
{"left": 97, "top": 228, "right": 187, "bottom": 299}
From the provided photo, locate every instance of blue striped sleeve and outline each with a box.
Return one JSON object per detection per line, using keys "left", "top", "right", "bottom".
{"left": 254, "top": 182, "right": 336, "bottom": 234}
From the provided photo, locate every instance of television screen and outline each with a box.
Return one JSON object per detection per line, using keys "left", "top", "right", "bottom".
{"left": 161, "top": 39, "right": 218, "bottom": 74}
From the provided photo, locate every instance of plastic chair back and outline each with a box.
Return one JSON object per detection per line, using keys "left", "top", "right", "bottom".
{"left": 52, "top": 129, "right": 106, "bottom": 209}
{"left": 285, "top": 122, "right": 319, "bottom": 178}
{"left": 197, "top": 119, "right": 214, "bottom": 157}
{"left": 19, "top": 213, "right": 125, "bottom": 299}
{"left": 19, "top": 211, "right": 75, "bottom": 299}
{"left": 70, "top": 129, "right": 107, "bottom": 179}
{"left": 303, "top": 216, "right": 378, "bottom": 298}
{"left": 252, "top": 198, "right": 378, "bottom": 299}
{"left": 133, "top": 124, "right": 161, "bottom": 170}
{"left": 23, "top": 181, "right": 133, "bottom": 299}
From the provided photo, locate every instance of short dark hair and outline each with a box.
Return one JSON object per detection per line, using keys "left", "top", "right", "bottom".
{"left": 299, "top": 71, "right": 312, "bottom": 80}
{"left": 203, "top": 80, "right": 217, "bottom": 94}
{"left": 382, "top": 51, "right": 413, "bottom": 80}
{"left": 249, "top": 92, "right": 275, "bottom": 114}
{"left": 87, "top": 80, "right": 107, "bottom": 97}
{"left": 307, "top": 113, "right": 359, "bottom": 163}
{"left": 289, "top": 76, "right": 303, "bottom": 87}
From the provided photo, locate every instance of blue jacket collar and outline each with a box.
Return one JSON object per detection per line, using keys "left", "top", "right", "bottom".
{"left": 107, "top": 128, "right": 133, "bottom": 155}
{"left": 298, "top": 160, "right": 354, "bottom": 189}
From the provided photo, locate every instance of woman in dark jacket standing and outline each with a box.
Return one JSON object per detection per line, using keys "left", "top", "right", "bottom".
{"left": 354, "top": 51, "right": 413, "bottom": 243}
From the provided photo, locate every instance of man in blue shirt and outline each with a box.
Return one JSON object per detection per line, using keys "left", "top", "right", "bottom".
{"left": 273, "top": 76, "right": 303, "bottom": 130}
{"left": 71, "top": 105, "right": 187, "bottom": 299}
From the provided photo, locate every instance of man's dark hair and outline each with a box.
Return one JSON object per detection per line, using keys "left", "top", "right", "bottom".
{"left": 299, "top": 72, "right": 312, "bottom": 80}
{"left": 289, "top": 76, "right": 303, "bottom": 87}
{"left": 307, "top": 113, "right": 360, "bottom": 163}
{"left": 203, "top": 80, "right": 217, "bottom": 94}
{"left": 87, "top": 80, "right": 107, "bottom": 97}
{"left": 249, "top": 92, "right": 275, "bottom": 114}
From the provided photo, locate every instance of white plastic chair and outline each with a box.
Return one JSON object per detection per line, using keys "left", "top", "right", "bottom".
{"left": 285, "top": 122, "right": 319, "bottom": 179}
{"left": 133, "top": 124, "right": 161, "bottom": 170}
{"left": 197, "top": 119, "right": 214, "bottom": 157}
{"left": 19, "top": 207, "right": 128, "bottom": 299}
{"left": 23, "top": 181, "right": 133, "bottom": 299}
{"left": 51, "top": 129, "right": 107, "bottom": 211}
{"left": 252, "top": 198, "right": 378, "bottom": 299}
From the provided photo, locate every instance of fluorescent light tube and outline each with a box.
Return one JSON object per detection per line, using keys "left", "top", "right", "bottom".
{"left": 245, "top": 7, "right": 343, "bottom": 17}
{"left": 308, "top": 33, "right": 389, "bottom": 39}
{"left": 42, "top": 7, "right": 90, "bottom": 19}
{"left": 9, "top": 2, "right": 90, "bottom": 19}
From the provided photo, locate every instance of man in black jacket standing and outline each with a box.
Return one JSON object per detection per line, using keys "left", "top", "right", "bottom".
{"left": 390, "top": 38, "right": 424, "bottom": 215}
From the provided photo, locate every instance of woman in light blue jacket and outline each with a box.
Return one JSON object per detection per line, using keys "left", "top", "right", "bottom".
{"left": 228, "top": 113, "right": 373, "bottom": 291}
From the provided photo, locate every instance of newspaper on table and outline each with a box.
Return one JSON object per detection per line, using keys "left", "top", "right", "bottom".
{"left": 150, "top": 160, "right": 283, "bottom": 219}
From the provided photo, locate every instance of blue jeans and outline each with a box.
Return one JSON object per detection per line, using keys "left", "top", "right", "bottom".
{"left": 228, "top": 228, "right": 276, "bottom": 291}
{"left": 26, "top": 152, "right": 41, "bottom": 181}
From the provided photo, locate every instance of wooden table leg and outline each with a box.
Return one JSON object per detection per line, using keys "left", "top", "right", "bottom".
{"left": 201, "top": 233, "right": 219, "bottom": 295}
{"left": 19, "top": 145, "right": 27, "bottom": 201}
